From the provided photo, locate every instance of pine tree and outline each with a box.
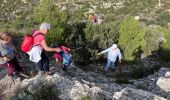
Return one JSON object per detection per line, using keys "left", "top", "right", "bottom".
{"left": 118, "top": 16, "right": 146, "bottom": 61}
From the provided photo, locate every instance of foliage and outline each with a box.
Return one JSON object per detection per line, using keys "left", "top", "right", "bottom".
{"left": 83, "top": 22, "right": 119, "bottom": 62}
{"left": 143, "top": 25, "right": 164, "bottom": 56}
{"left": 159, "top": 27, "right": 170, "bottom": 61}
{"left": 131, "top": 64, "right": 161, "bottom": 79}
{"left": 10, "top": 88, "right": 32, "bottom": 100}
{"left": 80, "top": 96, "right": 92, "bottom": 100}
{"left": 32, "top": 85, "right": 60, "bottom": 100}
{"left": 156, "top": 12, "right": 170, "bottom": 27}
{"left": 34, "top": 0, "right": 69, "bottom": 44}
{"left": 118, "top": 16, "right": 146, "bottom": 61}
{"left": 11, "top": 85, "right": 60, "bottom": 100}
{"left": 85, "top": 22, "right": 119, "bottom": 49}
{"left": 115, "top": 77, "right": 129, "bottom": 84}
{"left": 63, "top": 22, "right": 90, "bottom": 64}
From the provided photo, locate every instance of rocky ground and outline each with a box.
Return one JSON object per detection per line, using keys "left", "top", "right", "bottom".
{"left": 0, "top": 54, "right": 170, "bottom": 100}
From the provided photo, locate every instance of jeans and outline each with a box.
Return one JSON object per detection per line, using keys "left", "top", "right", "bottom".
{"left": 104, "top": 59, "right": 115, "bottom": 71}
{"left": 37, "top": 51, "right": 49, "bottom": 72}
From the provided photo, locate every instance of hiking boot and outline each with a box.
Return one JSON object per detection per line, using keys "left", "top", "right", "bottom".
{"left": 45, "top": 71, "right": 52, "bottom": 75}
{"left": 62, "top": 65, "right": 67, "bottom": 71}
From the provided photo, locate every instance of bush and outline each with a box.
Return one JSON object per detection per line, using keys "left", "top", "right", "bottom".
{"left": 131, "top": 64, "right": 161, "bottom": 79}
{"left": 32, "top": 85, "right": 60, "bottom": 100}
{"left": 159, "top": 27, "right": 170, "bottom": 61}
{"left": 80, "top": 96, "right": 92, "bottom": 100}
{"left": 34, "top": 0, "right": 68, "bottom": 45}
{"left": 118, "top": 16, "right": 146, "bottom": 61}
{"left": 143, "top": 25, "right": 164, "bottom": 56}
{"left": 11, "top": 85, "right": 60, "bottom": 100}
{"left": 83, "top": 22, "right": 119, "bottom": 62}
{"left": 84, "top": 22, "right": 119, "bottom": 49}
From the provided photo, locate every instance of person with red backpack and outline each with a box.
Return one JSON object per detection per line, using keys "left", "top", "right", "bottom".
{"left": 23, "top": 22, "right": 61, "bottom": 75}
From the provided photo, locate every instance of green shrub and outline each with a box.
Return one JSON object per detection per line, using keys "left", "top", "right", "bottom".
{"left": 64, "top": 22, "right": 91, "bottom": 64}
{"left": 116, "top": 77, "right": 129, "bottom": 84}
{"left": 84, "top": 22, "right": 119, "bottom": 62}
{"left": 118, "top": 16, "right": 146, "bottom": 61}
{"left": 32, "top": 85, "right": 60, "bottom": 100}
{"left": 131, "top": 64, "right": 161, "bottom": 79}
{"left": 159, "top": 27, "right": 170, "bottom": 61}
{"left": 11, "top": 85, "right": 60, "bottom": 100}
{"left": 80, "top": 96, "right": 92, "bottom": 100}
{"left": 156, "top": 12, "right": 170, "bottom": 27}
{"left": 34, "top": 0, "right": 68, "bottom": 44}
{"left": 10, "top": 88, "right": 32, "bottom": 100}
{"left": 84, "top": 22, "right": 119, "bottom": 49}
{"left": 143, "top": 25, "right": 164, "bottom": 56}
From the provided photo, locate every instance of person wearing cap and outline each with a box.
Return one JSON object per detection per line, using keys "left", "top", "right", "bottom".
{"left": 97, "top": 44, "right": 122, "bottom": 72}
{"left": 30, "top": 22, "right": 61, "bottom": 75}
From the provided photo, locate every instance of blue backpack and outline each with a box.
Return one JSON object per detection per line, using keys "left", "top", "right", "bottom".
{"left": 61, "top": 51, "right": 72, "bottom": 66}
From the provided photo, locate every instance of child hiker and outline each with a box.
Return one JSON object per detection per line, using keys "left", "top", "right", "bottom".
{"left": 97, "top": 44, "right": 122, "bottom": 72}
{"left": 53, "top": 44, "right": 72, "bottom": 72}
{"left": 0, "top": 32, "right": 24, "bottom": 78}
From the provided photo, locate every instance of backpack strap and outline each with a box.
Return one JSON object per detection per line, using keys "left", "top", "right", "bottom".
{"left": 32, "top": 32, "right": 44, "bottom": 38}
{"left": 32, "top": 30, "right": 44, "bottom": 47}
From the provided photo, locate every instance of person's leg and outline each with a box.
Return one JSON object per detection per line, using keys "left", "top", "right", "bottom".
{"left": 10, "top": 57, "right": 23, "bottom": 73}
{"left": 104, "top": 59, "right": 112, "bottom": 71}
{"left": 1, "top": 62, "right": 15, "bottom": 76}
{"left": 41, "top": 52, "right": 49, "bottom": 71}
{"left": 110, "top": 61, "right": 115, "bottom": 69}
{"left": 37, "top": 58, "right": 44, "bottom": 74}
{"left": 55, "top": 58, "right": 61, "bottom": 72}
{"left": 41, "top": 52, "right": 51, "bottom": 75}
{"left": 62, "top": 64, "right": 67, "bottom": 71}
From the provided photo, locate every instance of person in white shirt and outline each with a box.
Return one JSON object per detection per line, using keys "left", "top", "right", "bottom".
{"left": 97, "top": 44, "right": 122, "bottom": 71}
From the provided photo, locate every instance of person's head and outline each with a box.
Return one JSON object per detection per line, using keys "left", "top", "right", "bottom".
{"left": 111, "top": 44, "right": 117, "bottom": 50}
{"left": 0, "top": 32, "right": 12, "bottom": 44}
{"left": 39, "top": 22, "right": 51, "bottom": 34}
{"left": 50, "top": 42, "right": 58, "bottom": 48}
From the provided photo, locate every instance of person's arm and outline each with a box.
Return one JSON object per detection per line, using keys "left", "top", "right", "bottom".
{"left": 61, "top": 46, "right": 71, "bottom": 51}
{"left": 118, "top": 49, "right": 122, "bottom": 62}
{"left": 41, "top": 40, "right": 61, "bottom": 52}
{"left": 97, "top": 48, "right": 110, "bottom": 55}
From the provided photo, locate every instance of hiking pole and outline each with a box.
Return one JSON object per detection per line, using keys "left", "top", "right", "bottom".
{"left": 71, "top": 47, "right": 83, "bottom": 52}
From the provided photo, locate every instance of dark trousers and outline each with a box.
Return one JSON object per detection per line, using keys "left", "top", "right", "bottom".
{"left": 37, "top": 52, "right": 49, "bottom": 72}
{"left": 0, "top": 57, "right": 23, "bottom": 76}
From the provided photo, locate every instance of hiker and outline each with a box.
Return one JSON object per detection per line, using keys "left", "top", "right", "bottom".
{"left": 97, "top": 44, "right": 122, "bottom": 72}
{"left": 89, "top": 15, "right": 97, "bottom": 23}
{"left": 0, "top": 32, "right": 23, "bottom": 78}
{"left": 27, "top": 22, "right": 61, "bottom": 75}
{"left": 53, "top": 44, "right": 72, "bottom": 71}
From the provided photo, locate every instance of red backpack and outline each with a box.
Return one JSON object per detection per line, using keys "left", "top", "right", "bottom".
{"left": 21, "top": 30, "right": 44, "bottom": 52}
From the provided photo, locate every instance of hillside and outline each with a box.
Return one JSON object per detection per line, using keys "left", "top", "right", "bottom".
{"left": 0, "top": 0, "right": 170, "bottom": 100}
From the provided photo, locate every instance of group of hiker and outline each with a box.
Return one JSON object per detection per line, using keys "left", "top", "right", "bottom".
{"left": 0, "top": 22, "right": 122, "bottom": 80}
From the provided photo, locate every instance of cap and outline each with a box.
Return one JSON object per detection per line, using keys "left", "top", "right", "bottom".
{"left": 111, "top": 44, "right": 117, "bottom": 49}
